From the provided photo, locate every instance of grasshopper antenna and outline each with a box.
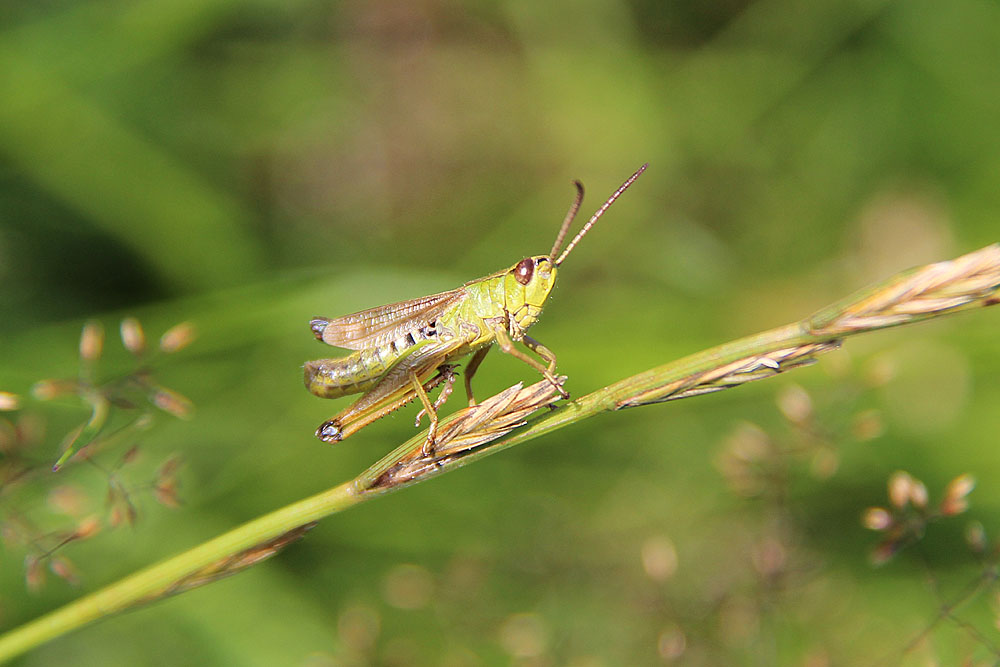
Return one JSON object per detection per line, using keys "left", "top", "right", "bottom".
{"left": 549, "top": 180, "right": 585, "bottom": 260}
{"left": 553, "top": 163, "right": 648, "bottom": 267}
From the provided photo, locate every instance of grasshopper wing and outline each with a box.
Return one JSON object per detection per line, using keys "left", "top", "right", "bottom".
{"left": 311, "top": 288, "right": 465, "bottom": 350}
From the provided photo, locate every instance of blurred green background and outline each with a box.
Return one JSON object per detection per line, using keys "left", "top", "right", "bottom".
{"left": 3, "top": 0, "right": 1000, "bottom": 664}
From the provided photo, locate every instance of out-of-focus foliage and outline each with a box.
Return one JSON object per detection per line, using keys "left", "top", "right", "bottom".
{"left": 2, "top": 0, "right": 1000, "bottom": 664}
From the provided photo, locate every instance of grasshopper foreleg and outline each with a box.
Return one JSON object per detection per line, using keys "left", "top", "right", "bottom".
{"left": 489, "top": 324, "right": 570, "bottom": 399}
{"left": 522, "top": 335, "right": 557, "bottom": 373}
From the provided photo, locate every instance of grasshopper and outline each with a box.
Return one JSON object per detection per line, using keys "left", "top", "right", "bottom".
{"left": 305, "top": 164, "right": 647, "bottom": 452}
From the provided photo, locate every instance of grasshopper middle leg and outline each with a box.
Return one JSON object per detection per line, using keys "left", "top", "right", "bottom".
{"left": 462, "top": 346, "right": 491, "bottom": 406}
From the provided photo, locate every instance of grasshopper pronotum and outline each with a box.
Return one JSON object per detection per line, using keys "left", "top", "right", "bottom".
{"left": 305, "top": 164, "right": 647, "bottom": 452}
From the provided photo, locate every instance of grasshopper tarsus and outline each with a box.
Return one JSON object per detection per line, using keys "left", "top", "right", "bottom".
{"left": 420, "top": 433, "right": 438, "bottom": 457}
{"left": 548, "top": 375, "right": 569, "bottom": 400}
{"left": 549, "top": 375, "right": 570, "bottom": 400}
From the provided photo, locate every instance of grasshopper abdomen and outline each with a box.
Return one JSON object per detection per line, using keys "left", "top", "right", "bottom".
{"left": 305, "top": 351, "right": 384, "bottom": 398}
{"left": 305, "top": 320, "right": 446, "bottom": 398}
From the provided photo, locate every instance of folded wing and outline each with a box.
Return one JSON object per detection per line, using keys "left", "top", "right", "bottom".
{"left": 311, "top": 288, "right": 465, "bottom": 350}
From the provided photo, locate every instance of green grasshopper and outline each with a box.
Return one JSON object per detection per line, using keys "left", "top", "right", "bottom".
{"left": 305, "top": 164, "right": 647, "bottom": 452}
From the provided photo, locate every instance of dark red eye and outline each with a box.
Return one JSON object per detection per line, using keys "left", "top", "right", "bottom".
{"left": 513, "top": 258, "right": 534, "bottom": 285}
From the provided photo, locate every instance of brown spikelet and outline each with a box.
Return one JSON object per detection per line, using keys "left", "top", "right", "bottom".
{"left": 809, "top": 244, "right": 1000, "bottom": 336}
{"left": 73, "top": 516, "right": 102, "bottom": 540}
{"left": 31, "top": 379, "right": 78, "bottom": 401}
{"left": 79, "top": 320, "right": 104, "bottom": 364}
{"left": 940, "top": 474, "right": 975, "bottom": 516}
{"left": 862, "top": 507, "right": 893, "bottom": 532}
{"left": 49, "top": 556, "right": 80, "bottom": 586}
{"left": 159, "top": 322, "right": 197, "bottom": 353}
{"left": 25, "top": 556, "right": 45, "bottom": 592}
{"left": 368, "top": 378, "right": 565, "bottom": 490}
{"left": 0, "top": 391, "right": 21, "bottom": 411}
{"left": 617, "top": 341, "right": 842, "bottom": 409}
{"left": 154, "top": 480, "right": 182, "bottom": 509}
{"left": 120, "top": 317, "right": 146, "bottom": 356}
{"left": 150, "top": 388, "right": 194, "bottom": 419}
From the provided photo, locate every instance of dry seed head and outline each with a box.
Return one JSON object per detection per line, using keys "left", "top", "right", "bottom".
{"left": 809, "top": 448, "right": 839, "bottom": 479}
{"left": 965, "top": 521, "right": 986, "bottom": 554}
{"left": 151, "top": 387, "right": 194, "bottom": 419}
{"left": 908, "top": 478, "right": 928, "bottom": 509}
{"left": 49, "top": 556, "right": 79, "bottom": 585}
{"left": 120, "top": 445, "right": 141, "bottom": 466}
{"left": 73, "top": 516, "right": 102, "bottom": 540}
{"left": 717, "top": 596, "right": 760, "bottom": 643}
{"left": 2, "top": 522, "right": 23, "bottom": 547}
{"left": 751, "top": 537, "right": 787, "bottom": 578}
{"left": 940, "top": 496, "right": 969, "bottom": 517}
{"left": 863, "top": 356, "right": 896, "bottom": 387}
{"left": 108, "top": 504, "right": 126, "bottom": 528}
{"left": 120, "top": 317, "right": 146, "bottom": 355}
{"left": 641, "top": 536, "right": 679, "bottom": 582}
{"left": 940, "top": 475, "right": 975, "bottom": 516}
{"left": 810, "top": 244, "right": 1000, "bottom": 336}
{"left": 154, "top": 480, "right": 181, "bottom": 508}
{"left": 945, "top": 473, "right": 975, "bottom": 502}
{"left": 776, "top": 384, "right": 813, "bottom": 425}
{"left": 0, "top": 392, "right": 20, "bottom": 411}
{"left": 369, "top": 378, "right": 566, "bottom": 489}
{"left": 337, "top": 604, "right": 381, "bottom": 653}
{"left": 382, "top": 564, "right": 434, "bottom": 610}
{"left": 47, "top": 485, "right": 89, "bottom": 516}
{"left": 869, "top": 540, "right": 899, "bottom": 566}
{"left": 727, "top": 422, "right": 770, "bottom": 462}
{"left": 888, "top": 471, "right": 914, "bottom": 509}
{"left": 79, "top": 320, "right": 104, "bottom": 362}
{"left": 159, "top": 322, "right": 196, "bottom": 353}
{"left": 157, "top": 455, "right": 182, "bottom": 478}
{"left": 657, "top": 625, "right": 687, "bottom": 661}
{"left": 862, "top": 507, "right": 893, "bottom": 531}
{"left": 31, "top": 379, "right": 77, "bottom": 401}
{"left": 154, "top": 456, "right": 183, "bottom": 507}
{"left": 498, "top": 613, "right": 548, "bottom": 659}
{"left": 851, "top": 409, "right": 884, "bottom": 441}
{"left": 109, "top": 495, "right": 138, "bottom": 528}
{"left": 15, "top": 412, "right": 45, "bottom": 445}
{"left": 25, "top": 555, "right": 45, "bottom": 591}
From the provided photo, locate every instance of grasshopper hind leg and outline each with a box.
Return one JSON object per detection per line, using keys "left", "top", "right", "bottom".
{"left": 414, "top": 365, "right": 457, "bottom": 427}
{"left": 315, "top": 362, "right": 455, "bottom": 444}
{"left": 412, "top": 365, "right": 459, "bottom": 456}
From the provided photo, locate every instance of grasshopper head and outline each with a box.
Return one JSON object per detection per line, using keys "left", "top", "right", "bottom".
{"left": 505, "top": 255, "right": 557, "bottom": 334}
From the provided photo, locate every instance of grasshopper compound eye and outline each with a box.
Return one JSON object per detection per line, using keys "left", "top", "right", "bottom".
{"left": 513, "top": 258, "right": 534, "bottom": 285}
